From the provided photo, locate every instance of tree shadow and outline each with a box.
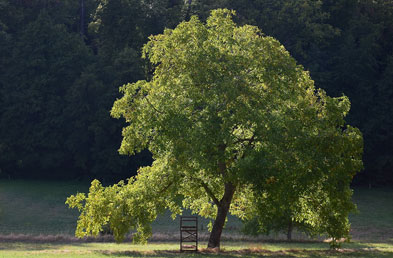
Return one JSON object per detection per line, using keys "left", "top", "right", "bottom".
{"left": 0, "top": 242, "right": 65, "bottom": 251}
{"left": 98, "top": 246, "right": 393, "bottom": 258}
{"left": 1, "top": 241, "right": 392, "bottom": 257}
{"left": 98, "top": 249, "right": 297, "bottom": 257}
{"left": 0, "top": 242, "right": 90, "bottom": 251}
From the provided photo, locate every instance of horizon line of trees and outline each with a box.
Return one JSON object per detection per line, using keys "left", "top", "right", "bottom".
{"left": 0, "top": 0, "right": 392, "bottom": 185}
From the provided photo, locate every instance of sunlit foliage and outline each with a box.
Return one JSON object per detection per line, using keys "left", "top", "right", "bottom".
{"left": 67, "top": 9, "right": 363, "bottom": 248}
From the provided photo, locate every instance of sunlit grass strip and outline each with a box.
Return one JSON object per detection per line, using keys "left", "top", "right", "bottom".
{"left": 1, "top": 242, "right": 393, "bottom": 258}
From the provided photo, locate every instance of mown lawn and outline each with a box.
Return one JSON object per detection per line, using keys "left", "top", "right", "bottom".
{"left": 1, "top": 241, "right": 393, "bottom": 257}
{"left": 0, "top": 180, "right": 89, "bottom": 235}
{"left": 349, "top": 187, "right": 393, "bottom": 241}
{"left": 0, "top": 180, "right": 243, "bottom": 238}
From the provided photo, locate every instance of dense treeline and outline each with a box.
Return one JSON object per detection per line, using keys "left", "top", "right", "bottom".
{"left": 0, "top": 0, "right": 392, "bottom": 185}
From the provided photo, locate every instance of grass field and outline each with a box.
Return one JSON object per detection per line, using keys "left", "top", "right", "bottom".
{"left": 0, "top": 180, "right": 89, "bottom": 236}
{"left": 349, "top": 187, "right": 393, "bottom": 241}
{"left": 0, "top": 180, "right": 392, "bottom": 257}
{"left": 0, "top": 242, "right": 393, "bottom": 257}
{"left": 0, "top": 180, "right": 243, "bottom": 238}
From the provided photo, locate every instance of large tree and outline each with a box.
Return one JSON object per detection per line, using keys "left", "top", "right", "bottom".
{"left": 67, "top": 9, "right": 363, "bottom": 249}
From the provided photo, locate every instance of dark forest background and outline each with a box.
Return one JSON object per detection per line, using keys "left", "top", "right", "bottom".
{"left": 0, "top": 0, "right": 392, "bottom": 186}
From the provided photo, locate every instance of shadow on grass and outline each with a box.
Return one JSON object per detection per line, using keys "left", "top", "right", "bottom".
{"left": 0, "top": 242, "right": 89, "bottom": 251}
{"left": 97, "top": 249, "right": 297, "bottom": 258}
{"left": 0, "top": 243, "right": 59, "bottom": 251}
{"left": 97, "top": 247, "right": 393, "bottom": 258}
{"left": 1, "top": 241, "right": 393, "bottom": 257}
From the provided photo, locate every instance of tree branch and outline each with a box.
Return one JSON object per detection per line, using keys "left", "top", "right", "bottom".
{"left": 158, "top": 181, "right": 173, "bottom": 194}
{"left": 217, "top": 144, "right": 228, "bottom": 178}
{"left": 233, "top": 134, "right": 257, "bottom": 145}
{"left": 200, "top": 180, "right": 220, "bottom": 207}
{"left": 227, "top": 134, "right": 257, "bottom": 167}
{"left": 145, "top": 96, "right": 163, "bottom": 114}
{"left": 188, "top": 173, "right": 220, "bottom": 206}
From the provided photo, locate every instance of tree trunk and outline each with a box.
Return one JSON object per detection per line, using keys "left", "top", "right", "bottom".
{"left": 207, "top": 183, "right": 236, "bottom": 249}
{"left": 80, "top": 0, "right": 85, "bottom": 38}
{"left": 184, "top": 0, "right": 192, "bottom": 20}
{"left": 287, "top": 219, "right": 293, "bottom": 241}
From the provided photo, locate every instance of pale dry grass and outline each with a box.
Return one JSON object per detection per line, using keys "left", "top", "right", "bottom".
{"left": 0, "top": 231, "right": 325, "bottom": 244}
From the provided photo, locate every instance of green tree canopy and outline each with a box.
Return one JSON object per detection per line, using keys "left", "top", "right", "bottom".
{"left": 67, "top": 9, "right": 363, "bottom": 249}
